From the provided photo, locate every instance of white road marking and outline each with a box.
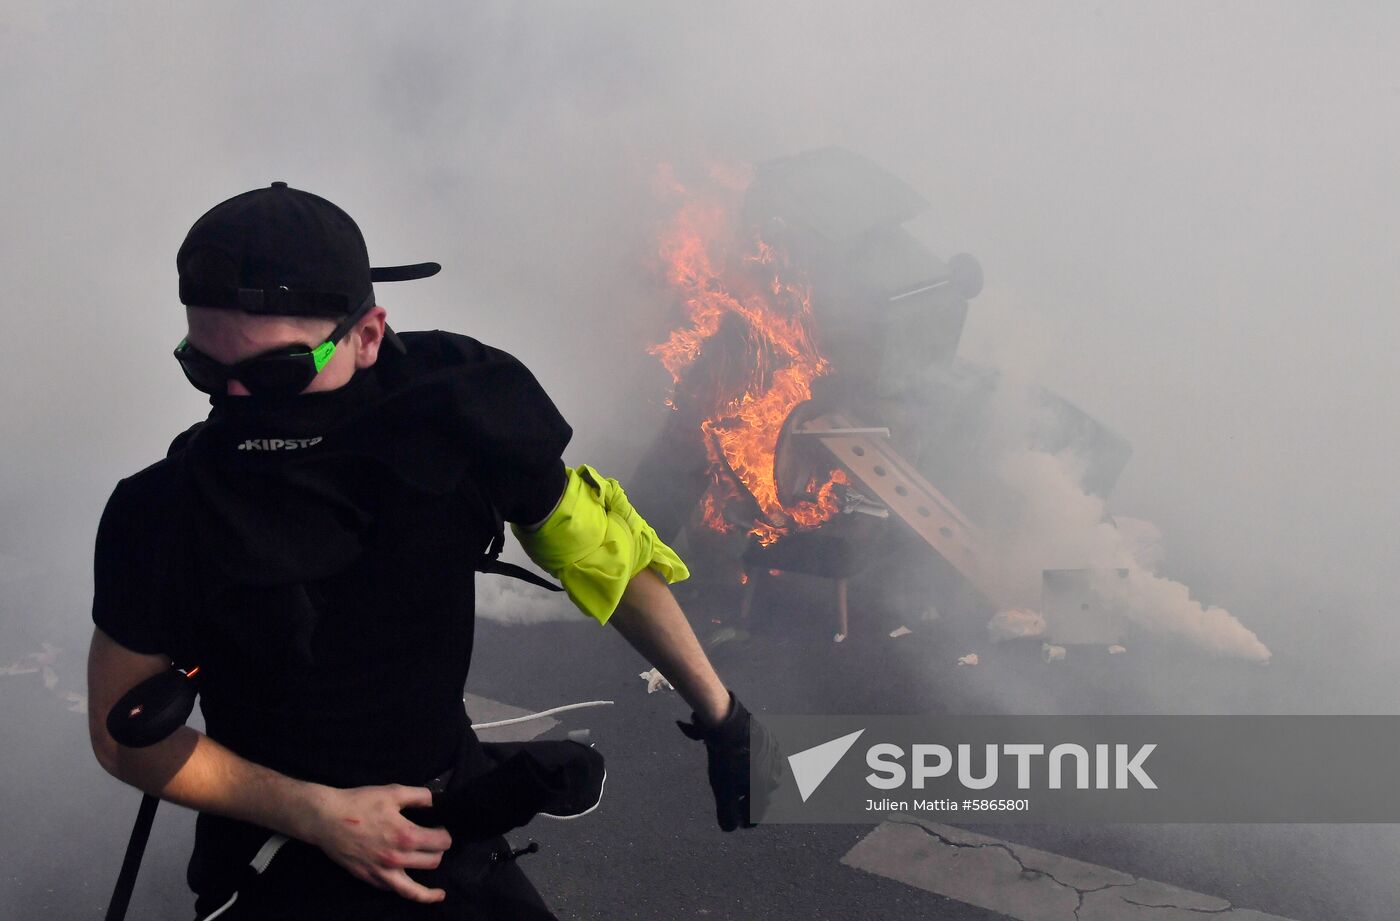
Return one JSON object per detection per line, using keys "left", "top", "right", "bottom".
{"left": 842, "top": 820, "right": 1297, "bottom": 921}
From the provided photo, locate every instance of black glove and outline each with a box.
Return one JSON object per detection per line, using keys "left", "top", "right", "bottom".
{"left": 677, "top": 692, "right": 783, "bottom": 831}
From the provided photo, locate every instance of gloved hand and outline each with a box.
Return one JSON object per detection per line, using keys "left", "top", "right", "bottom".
{"left": 677, "top": 692, "right": 783, "bottom": 831}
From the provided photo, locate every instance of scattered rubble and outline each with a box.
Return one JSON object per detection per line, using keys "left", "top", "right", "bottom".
{"left": 639, "top": 668, "right": 674, "bottom": 693}
{"left": 2, "top": 642, "right": 85, "bottom": 714}
{"left": 1, "top": 641, "right": 60, "bottom": 675}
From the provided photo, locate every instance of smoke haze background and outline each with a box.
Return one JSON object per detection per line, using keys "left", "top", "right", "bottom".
{"left": 3, "top": 0, "right": 1398, "bottom": 721}
{"left": 4, "top": 4, "right": 1400, "bottom": 919}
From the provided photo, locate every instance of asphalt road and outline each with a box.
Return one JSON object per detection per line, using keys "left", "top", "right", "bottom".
{"left": 5, "top": 573, "right": 1399, "bottom": 919}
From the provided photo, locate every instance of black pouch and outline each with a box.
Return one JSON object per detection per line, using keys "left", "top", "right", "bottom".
{"left": 406, "top": 738, "right": 606, "bottom": 841}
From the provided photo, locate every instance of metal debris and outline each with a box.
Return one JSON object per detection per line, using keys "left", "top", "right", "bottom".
{"left": 839, "top": 488, "right": 891, "bottom": 518}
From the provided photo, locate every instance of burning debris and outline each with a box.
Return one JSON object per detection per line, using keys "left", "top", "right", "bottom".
{"left": 643, "top": 159, "right": 848, "bottom": 548}
{"left": 629, "top": 148, "right": 1268, "bottom": 661}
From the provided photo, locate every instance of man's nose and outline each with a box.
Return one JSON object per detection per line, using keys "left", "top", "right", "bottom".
{"left": 226, "top": 379, "right": 251, "bottom": 397}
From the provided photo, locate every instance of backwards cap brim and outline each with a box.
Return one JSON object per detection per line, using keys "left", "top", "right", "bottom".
{"left": 371, "top": 262, "right": 441, "bottom": 283}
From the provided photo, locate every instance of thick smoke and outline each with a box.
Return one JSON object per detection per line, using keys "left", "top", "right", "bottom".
{"left": 985, "top": 446, "right": 1270, "bottom": 661}
{"left": 475, "top": 573, "right": 576, "bottom": 626}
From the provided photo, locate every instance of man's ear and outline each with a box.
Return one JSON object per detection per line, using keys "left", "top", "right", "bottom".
{"left": 353, "top": 305, "right": 388, "bottom": 369}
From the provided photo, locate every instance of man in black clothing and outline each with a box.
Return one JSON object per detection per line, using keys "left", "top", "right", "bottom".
{"left": 87, "top": 182, "right": 771, "bottom": 919}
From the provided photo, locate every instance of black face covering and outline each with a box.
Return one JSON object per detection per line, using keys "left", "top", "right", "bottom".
{"left": 182, "top": 361, "right": 470, "bottom": 586}
{"left": 174, "top": 332, "right": 573, "bottom": 592}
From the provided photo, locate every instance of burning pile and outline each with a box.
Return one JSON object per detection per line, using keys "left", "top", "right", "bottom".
{"left": 633, "top": 149, "right": 1268, "bottom": 661}
{"left": 648, "top": 166, "right": 847, "bottom": 546}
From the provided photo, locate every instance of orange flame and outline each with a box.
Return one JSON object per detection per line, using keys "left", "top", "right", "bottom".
{"left": 649, "top": 166, "right": 846, "bottom": 546}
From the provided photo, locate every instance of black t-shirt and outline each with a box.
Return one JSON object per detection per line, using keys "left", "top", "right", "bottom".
{"left": 92, "top": 330, "right": 571, "bottom": 895}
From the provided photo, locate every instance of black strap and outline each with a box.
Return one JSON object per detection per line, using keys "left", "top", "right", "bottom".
{"left": 473, "top": 502, "right": 563, "bottom": 593}
{"left": 475, "top": 557, "right": 563, "bottom": 592}
{"left": 493, "top": 840, "right": 540, "bottom": 863}
{"left": 105, "top": 794, "right": 159, "bottom": 921}
{"left": 178, "top": 281, "right": 355, "bottom": 316}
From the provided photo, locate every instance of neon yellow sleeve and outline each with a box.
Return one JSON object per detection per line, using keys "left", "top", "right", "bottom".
{"left": 511, "top": 464, "right": 690, "bottom": 625}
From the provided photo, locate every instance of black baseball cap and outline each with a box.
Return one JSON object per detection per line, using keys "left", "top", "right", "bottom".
{"left": 177, "top": 181, "right": 439, "bottom": 319}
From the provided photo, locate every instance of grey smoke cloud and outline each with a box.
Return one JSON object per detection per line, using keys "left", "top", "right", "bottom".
{"left": 475, "top": 573, "right": 576, "bottom": 627}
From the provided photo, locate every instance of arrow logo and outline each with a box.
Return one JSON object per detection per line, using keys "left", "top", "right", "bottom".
{"left": 788, "top": 729, "right": 865, "bottom": 802}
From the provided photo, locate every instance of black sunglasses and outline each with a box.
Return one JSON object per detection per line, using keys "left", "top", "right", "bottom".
{"left": 175, "top": 300, "right": 374, "bottom": 397}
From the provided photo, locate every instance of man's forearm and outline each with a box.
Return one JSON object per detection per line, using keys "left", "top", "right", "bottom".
{"left": 98, "top": 718, "right": 455, "bottom": 902}
{"left": 100, "top": 725, "right": 330, "bottom": 844}
{"left": 610, "top": 567, "right": 731, "bottom": 727}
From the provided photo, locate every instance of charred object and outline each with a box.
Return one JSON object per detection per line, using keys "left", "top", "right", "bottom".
{"left": 628, "top": 148, "right": 1131, "bottom": 635}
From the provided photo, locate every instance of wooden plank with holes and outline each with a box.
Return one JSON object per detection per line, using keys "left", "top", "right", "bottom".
{"left": 806, "top": 412, "right": 1000, "bottom": 604}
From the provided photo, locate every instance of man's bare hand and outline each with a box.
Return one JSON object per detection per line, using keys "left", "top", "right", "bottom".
{"left": 306, "top": 784, "right": 453, "bottom": 904}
